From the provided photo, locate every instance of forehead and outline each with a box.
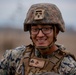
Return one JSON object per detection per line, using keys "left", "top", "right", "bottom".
{"left": 31, "top": 24, "right": 53, "bottom": 27}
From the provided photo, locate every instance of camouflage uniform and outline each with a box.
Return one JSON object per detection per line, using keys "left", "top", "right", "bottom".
{"left": 0, "top": 44, "right": 76, "bottom": 75}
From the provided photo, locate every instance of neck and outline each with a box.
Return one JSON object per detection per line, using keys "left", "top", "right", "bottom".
{"left": 38, "top": 44, "right": 58, "bottom": 55}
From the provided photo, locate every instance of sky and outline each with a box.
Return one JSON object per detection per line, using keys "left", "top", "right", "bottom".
{"left": 0, "top": 0, "right": 76, "bottom": 29}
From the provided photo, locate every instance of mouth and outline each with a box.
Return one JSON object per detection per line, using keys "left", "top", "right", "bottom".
{"left": 36, "top": 38, "right": 47, "bottom": 44}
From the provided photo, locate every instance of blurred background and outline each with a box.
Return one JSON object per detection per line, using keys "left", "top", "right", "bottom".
{"left": 0, "top": 0, "right": 76, "bottom": 59}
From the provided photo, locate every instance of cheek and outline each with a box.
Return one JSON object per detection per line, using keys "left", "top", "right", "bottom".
{"left": 48, "top": 32, "right": 54, "bottom": 41}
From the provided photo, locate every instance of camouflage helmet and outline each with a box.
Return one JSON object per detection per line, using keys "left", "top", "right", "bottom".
{"left": 24, "top": 3, "right": 65, "bottom": 32}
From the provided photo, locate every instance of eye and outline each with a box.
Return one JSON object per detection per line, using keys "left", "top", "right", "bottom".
{"left": 31, "top": 28, "right": 38, "bottom": 32}
{"left": 43, "top": 27, "right": 50, "bottom": 31}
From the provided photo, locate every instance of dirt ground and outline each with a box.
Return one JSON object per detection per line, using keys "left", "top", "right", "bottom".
{"left": 0, "top": 29, "right": 76, "bottom": 59}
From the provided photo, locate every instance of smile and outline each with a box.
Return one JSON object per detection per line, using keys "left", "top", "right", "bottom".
{"left": 36, "top": 38, "right": 47, "bottom": 44}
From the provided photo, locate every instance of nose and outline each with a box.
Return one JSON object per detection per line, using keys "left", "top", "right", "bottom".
{"left": 37, "top": 30, "right": 45, "bottom": 37}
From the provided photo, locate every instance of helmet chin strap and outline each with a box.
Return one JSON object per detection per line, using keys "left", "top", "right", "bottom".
{"left": 35, "top": 41, "right": 54, "bottom": 51}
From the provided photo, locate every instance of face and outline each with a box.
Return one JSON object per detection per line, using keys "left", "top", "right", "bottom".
{"left": 30, "top": 25, "right": 54, "bottom": 48}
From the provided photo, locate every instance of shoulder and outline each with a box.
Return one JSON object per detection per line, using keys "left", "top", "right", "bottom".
{"left": 0, "top": 44, "right": 34, "bottom": 65}
{"left": 61, "top": 55, "right": 76, "bottom": 67}
{"left": 0, "top": 45, "right": 26, "bottom": 69}
{"left": 56, "top": 44, "right": 76, "bottom": 74}
{"left": 59, "top": 53, "right": 76, "bottom": 74}
{"left": 3, "top": 45, "right": 26, "bottom": 59}
{"left": 0, "top": 44, "right": 34, "bottom": 74}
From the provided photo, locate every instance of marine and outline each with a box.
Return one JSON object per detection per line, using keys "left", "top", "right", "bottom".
{"left": 0, "top": 3, "right": 76, "bottom": 75}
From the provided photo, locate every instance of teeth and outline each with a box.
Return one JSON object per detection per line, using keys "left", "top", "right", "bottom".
{"left": 38, "top": 39, "right": 45, "bottom": 43}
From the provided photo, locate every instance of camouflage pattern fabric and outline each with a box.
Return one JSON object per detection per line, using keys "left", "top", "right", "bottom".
{"left": 0, "top": 45, "right": 26, "bottom": 75}
{"left": 0, "top": 44, "right": 76, "bottom": 75}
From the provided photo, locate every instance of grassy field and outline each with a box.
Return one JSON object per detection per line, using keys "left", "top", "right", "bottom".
{"left": 0, "top": 28, "right": 76, "bottom": 59}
